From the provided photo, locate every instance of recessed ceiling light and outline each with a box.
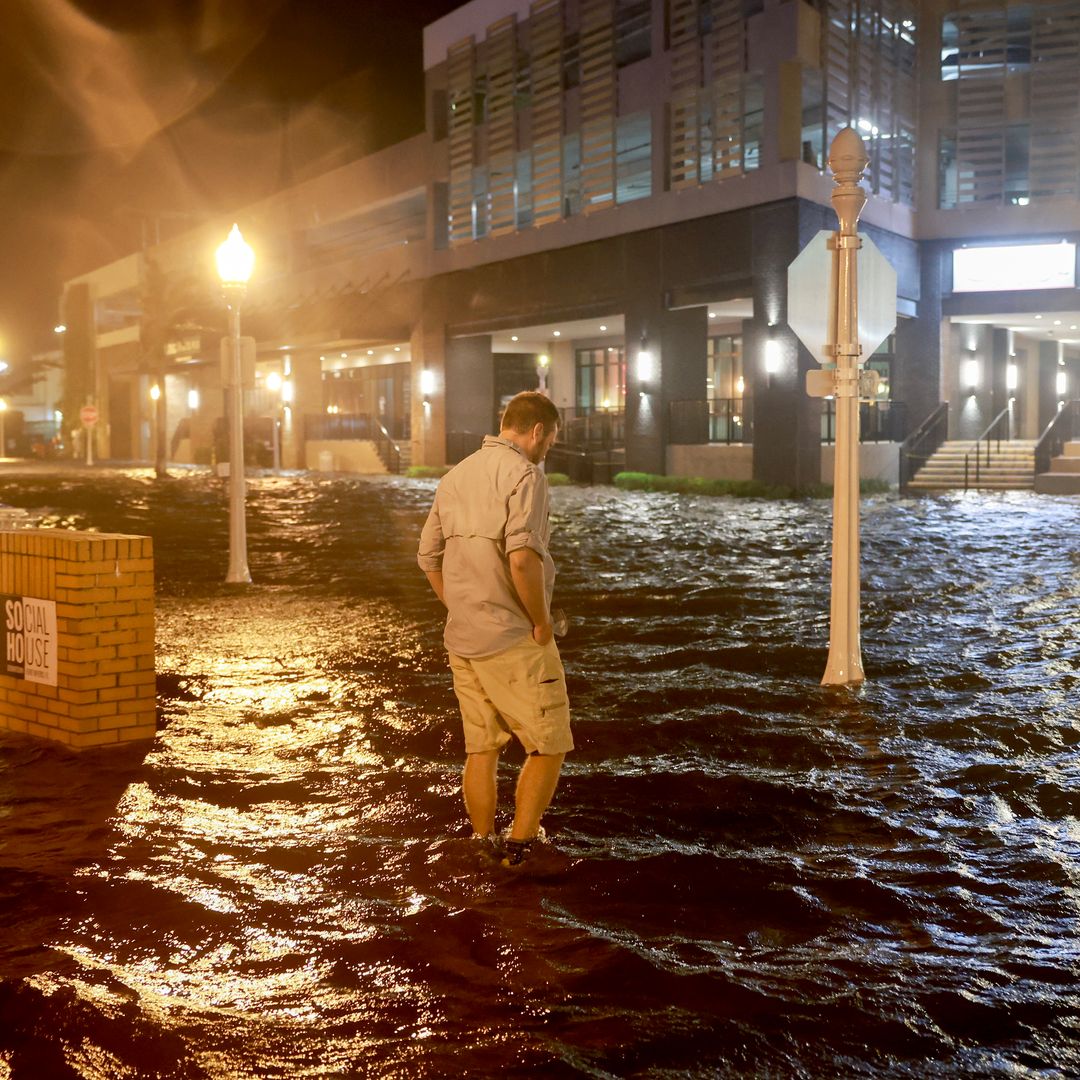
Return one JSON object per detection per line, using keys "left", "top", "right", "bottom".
{"left": 709, "top": 312, "right": 717, "bottom": 319}
{"left": 1071, "top": 325, "right": 1078, "bottom": 330}
{"left": 368, "top": 349, "right": 374, "bottom": 355}
{"left": 394, "top": 346, "right": 401, "bottom": 351}
{"left": 341, "top": 352, "right": 348, "bottom": 358}
{"left": 511, "top": 335, "right": 518, "bottom": 342}
{"left": 1035, "top": 315, "right": 1043, "bottom": 320}
{"left": 1054, "top": 320, "right": 1062, "bottom": 326}
{"left": 552, "top": 330, "right": 561, "bottom": 337}
{"left": 599, "top": 325, "right": 607, "bottom": 332}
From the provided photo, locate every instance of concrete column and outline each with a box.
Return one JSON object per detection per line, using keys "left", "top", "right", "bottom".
{"left": 990, "top": 327, "right": 1010, "bottom": 422}
{"left": 446, "top": 335, "right": 495, "bottom": 457}
{"left": 750, "top": 203, "right": 820, "bottom": 491}
{"left": 624, "top": 303, "right": 706, "bottom": 476}
{"left": 189, "top": 367, "right": 217, "bottom": 463}
{"left": 1038, "top": 340, "right": 1061, "bottom": 433}
{"left": 285, "top": 352, "right": 321, "bottom": 469}
{"left": 410, "top": 321, "right": 447, "bottom": 467}
{"left": 894, "top": 243, "right": 945, "bottom": 438}
{"left": 549, "top": 341, "right": 574, "bottom": 413}
{"left": 952, "top": 324, "right": 992, "bottom": 442}
{"left": 1021, "top": 345, "right": 1039, "bottom": 439}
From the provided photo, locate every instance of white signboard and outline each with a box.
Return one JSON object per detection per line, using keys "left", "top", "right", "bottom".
{"left": 2, "top": 596, "right": 58, "bottom": 686}
{"left": 953, "top": 242, "right": 1077, "bottom": 293}
{"left": 788, "top": 230, "right": 898, "bottom": 367}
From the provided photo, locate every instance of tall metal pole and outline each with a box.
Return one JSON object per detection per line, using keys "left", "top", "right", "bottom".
{"left": 226, "top": 296, "right": 251, "bottom": 584}
{"left": 822, "top": 128, "right": 869, "bottom": 687}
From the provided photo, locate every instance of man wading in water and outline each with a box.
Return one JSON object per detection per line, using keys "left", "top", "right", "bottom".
{"left": 417, "top": 391, "right": 572, "bottom": 867}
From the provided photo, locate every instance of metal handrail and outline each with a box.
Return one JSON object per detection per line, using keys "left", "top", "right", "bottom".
{"left": 1034, "top": 399, "right": 1079, "bottom": 476}
{"left": 375, "top": 419, "right": 401, "bottom": 474}
{"left": 899, "top": 402, "right": 948, "bottom": 491}
{"left": 963, "top": 401, "right": 1012, "bottom": 490}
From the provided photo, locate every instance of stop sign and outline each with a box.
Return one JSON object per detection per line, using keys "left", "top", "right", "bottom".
{"left": 79, "top": 405, "right": 99, "bottom": 427}
{"left": 787, "top": 230, "right": 898, "bottom": 366}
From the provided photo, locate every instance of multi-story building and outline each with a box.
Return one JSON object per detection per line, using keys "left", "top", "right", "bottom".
{"left": 61, "top": 0, "right": 1080, "bottom": 489}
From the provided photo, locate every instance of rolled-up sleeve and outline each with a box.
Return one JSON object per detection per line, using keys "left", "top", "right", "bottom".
{"left": 417, "top": 497, "right": 445, "bottom": 572}
{"left": 503, "top": 469, "right": 547, "bottom": 558}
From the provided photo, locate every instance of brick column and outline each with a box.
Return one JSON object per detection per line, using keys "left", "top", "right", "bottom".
{"left": 0, "top": 531, "right": 155, "bottom": 749}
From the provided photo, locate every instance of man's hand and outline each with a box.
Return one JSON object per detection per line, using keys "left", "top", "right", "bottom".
{"left": 532, "top": 620, "right": 554, "bottom": 647}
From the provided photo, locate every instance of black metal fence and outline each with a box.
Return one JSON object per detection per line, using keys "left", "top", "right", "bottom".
{"left": 821, "top": 400, "right": 906, "bottom": 445}
{"left": 669, "top": 398, "right": 753, "bottom": 445}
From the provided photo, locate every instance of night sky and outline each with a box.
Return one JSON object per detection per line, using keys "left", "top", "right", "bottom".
{"left": 0, "top": 0, "right": 460, "bottom": 363}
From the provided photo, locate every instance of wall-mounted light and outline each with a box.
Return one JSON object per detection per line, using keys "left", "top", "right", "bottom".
{"left": 149, "top": 383, "right": 161, "bottom": 402}
{"left": 1056, "top": 370, "right": 1067, "bottom": 396}
{"left": 1006, "top": 363, "right": 1018, "bottom": 391}
{"left": 188, "top": 389, "right": 200, "bottom": 410}
{"left": 735, "top": 376, "right": 746, "bottom": 395}
{"left": 282, "top": 380, "right": 294, "bottom": 405}
{"left": 266, "top": 371, "right": 283, "bottom": 393}
{"left": 420, "top": 369, "right": 436, "bottom": 403}
{"left": 636, "top": 347, "right": 655, "bottom": 384}
{"left": 964, "top": 357, "right": 980, "bottom": 394}
{"left": 764, "top": 339, "right": 781, "bottom": 377}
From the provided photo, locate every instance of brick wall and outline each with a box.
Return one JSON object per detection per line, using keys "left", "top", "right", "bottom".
{"left": 0, "top": 531, "right": 155, "bottom": 749}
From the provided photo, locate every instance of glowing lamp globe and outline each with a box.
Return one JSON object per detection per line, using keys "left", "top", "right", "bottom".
{"left": 216, "top": 224, "right": 255, "bottom": 287}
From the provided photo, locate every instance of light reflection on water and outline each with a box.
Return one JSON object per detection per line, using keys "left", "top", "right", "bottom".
{"left": 0, "top": 471, "right": 1077, "bottom": 1076}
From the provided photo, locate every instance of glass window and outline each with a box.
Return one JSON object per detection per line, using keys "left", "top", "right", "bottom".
{"left": 707, "top": 335, "right": 744, "bottom": 400}
{"left": 575, "top": 346, "right": 626, "bottom": 412}
{"left": 616, "top": 112, "right": 652, "bottom": 203}
{"left": 562, "top": 133, "right": 582, "bottom": 217}
{"left": 615, "top": 0, "right": 651, "bottom": 67}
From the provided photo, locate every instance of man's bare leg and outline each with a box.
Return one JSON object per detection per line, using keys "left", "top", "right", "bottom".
{"left": 462, "top": 749, "right": 500, "bottom": 836}
{"left": 509, "top": 752, "right": 565, "bottom": 841}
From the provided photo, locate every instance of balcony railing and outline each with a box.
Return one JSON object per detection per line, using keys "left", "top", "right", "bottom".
{"left": 821, "top": 400, "right": 906, "bottom": 445}
{"left": 669, "top": 398, "right": 753, "bottom": 445}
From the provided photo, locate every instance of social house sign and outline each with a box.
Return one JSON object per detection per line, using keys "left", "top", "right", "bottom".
{"left": 1, "top": 595, "right": 58, "bottom": 686}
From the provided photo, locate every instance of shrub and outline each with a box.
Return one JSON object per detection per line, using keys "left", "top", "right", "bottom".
{"left": 406, "top": 465, "right": 451, "bottom": 478}
{"left": 546, "top": 472, "right": 571, "bottom": 486}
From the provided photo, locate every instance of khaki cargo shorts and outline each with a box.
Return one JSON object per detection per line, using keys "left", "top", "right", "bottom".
{"left": 448, "top": 637, "right": 573, "bottom": 756}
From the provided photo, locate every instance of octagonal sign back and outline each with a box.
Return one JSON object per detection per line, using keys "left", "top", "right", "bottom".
{"left": 787, "top": 230, "right": 898, "bottom": 366}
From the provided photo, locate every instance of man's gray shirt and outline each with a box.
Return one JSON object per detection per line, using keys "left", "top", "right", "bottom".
{"left": 417, "top": 435, "right": 554, "bottom": 659}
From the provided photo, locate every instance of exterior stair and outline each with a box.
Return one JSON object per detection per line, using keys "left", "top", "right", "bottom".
{"left": 907, "top": 439, "right": 1036, "bottom": 491}
{"left": 1034, "top": 440, "right": 1080, "bottom": 494}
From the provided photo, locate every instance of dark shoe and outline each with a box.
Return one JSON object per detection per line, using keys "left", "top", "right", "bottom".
{"left": 500, "top": 838, "right": 535, "bottom": 867}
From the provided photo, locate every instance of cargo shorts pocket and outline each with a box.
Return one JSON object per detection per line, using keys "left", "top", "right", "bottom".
{"left": 534, "top": 646, "right": 569, "bottom": 720}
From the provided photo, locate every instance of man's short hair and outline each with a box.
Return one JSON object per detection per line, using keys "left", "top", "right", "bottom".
{"left": 500, "top": 391, "right": 560, "bottom": 434}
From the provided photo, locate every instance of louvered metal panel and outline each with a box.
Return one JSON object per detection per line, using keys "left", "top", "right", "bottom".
{"left": 824, "top": 0, "right": 854, "bottom": 142}
{"left": 1031, "top": 124, "right": 1079, "bottom": 199}
{"left": 530, "top": 0, "right": 564, "bottom": 226}
{"left": 486, "top": 16, "right": 518, "bottom": 236}
{"left": 956, "top": 128, "right": 1005, "bottom": 203}
{"left": 712, "top": 75, "right": 744, "bottom": 177}
{"left": 668, "top": 0, "right": 701, "bottom": 188}
{"left": 447, "top": 39, "right": 476, "bottom": 245}
{"left": 708, "top": 0, "right": 744, "bottom": 178}
{"left": 1030, "top": 1, "right": 1080, "bottom": 198}
{"left": 579, "top": 0, "right": 617, "bottom": 212}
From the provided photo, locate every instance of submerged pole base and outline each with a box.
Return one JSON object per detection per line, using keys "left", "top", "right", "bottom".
{"left": 821, "top": 649, "right": 865, "bottom": 687}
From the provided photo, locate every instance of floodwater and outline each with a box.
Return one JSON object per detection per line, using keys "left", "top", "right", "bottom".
{"left": 0, "top": 467, "right": 1077, "bottom": 1078}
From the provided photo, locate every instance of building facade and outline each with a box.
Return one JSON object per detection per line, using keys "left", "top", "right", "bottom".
{"left": 61, "top": 0, "right": 1080, "bottom": 487}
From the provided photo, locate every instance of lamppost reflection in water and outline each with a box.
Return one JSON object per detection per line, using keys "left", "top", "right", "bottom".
{"left": 216, "top": 224, "right": 255, "bottom": 584}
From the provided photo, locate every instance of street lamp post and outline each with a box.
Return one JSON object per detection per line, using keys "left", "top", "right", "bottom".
{"left": 215, "top": 224, "right": 255, "bottom": 584}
